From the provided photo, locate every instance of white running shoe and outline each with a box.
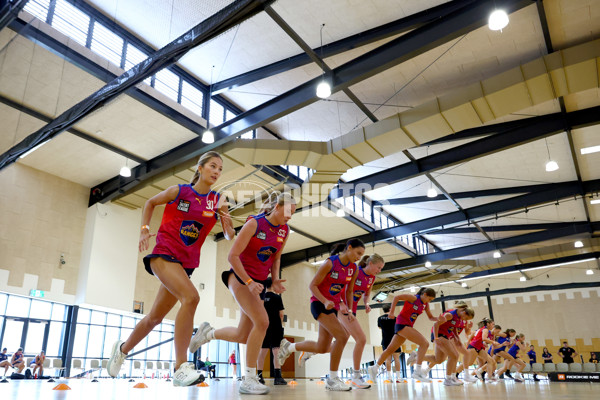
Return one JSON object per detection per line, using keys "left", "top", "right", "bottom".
{"left": 412, "top": 371, "right": 431, "bottom": 382}
{"left": 189, "top": 322, "right": 213, "bottom": 353}
{"left": 487, "top": 375, "right": 499, "bottom": 383}
{"left": 513, "top": 372, "right": 524, "bottom": 382}
{"left": 277, "top": 339, "right": 292, "bottom": 366}
{"left": 406, "top": 351, "right": 417, "bottom": 366}
{"left": 326, "top": 376, "right": 352, "bottom": 391}
{"left": 298, "top": 351, "right": 314, "bottom": 366}
{"left": 173, "top": 362, "right": 205, "bottom": 387}
{"left": 462, "top": 373, "right": 478, "bottom": 383}
{"left": 368, "top": 365, "right": 379, "bottom": 380}
{"left": 474, "top": 369, "right": 483, "bottom": 381}
{"left": 444, "top": 377, "right": 463, "bottom": 386}
{"left": 452, "top": 376, "right": 465, "bottom": 385}
{"left": 107, "top": 340, "right": 126, "bottom": 377}
{"left": 239, "top": 376, "right": 270, "bottom": 394}
{"left": 351, "top": 375, "right": 371, "bottom": 389}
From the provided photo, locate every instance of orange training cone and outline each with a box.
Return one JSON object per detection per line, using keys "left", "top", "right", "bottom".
{"left": 52, "top": 383, "right": 71, "bottom": 390}
{"left": 366, "top": 380, "right": 374, "bottom": 384}
{"left": 317, "top": 380, "right": 325, "bottom": 385}
{"left": 196, "top": 382, "right": 209, "bottom": 387}
{"left": 133, "top": 382, "right": 148, "bottom": 388}
{"left": 384, "top": 379, "right": 391, "bottom": 383}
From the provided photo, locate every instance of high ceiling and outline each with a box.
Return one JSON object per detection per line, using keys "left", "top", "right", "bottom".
{"left": 1, "top": 0, "right": 600, "bottom": 293}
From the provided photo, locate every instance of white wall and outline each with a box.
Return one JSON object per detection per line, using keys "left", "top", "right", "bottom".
{"left": 76, "top": 202, "right": 141, "bottom": 312}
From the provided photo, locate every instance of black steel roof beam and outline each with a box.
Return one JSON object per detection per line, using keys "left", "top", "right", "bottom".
{"left": 212, "top": 0, "right": 481, "bottom": 94}
{"left": 381, "top": 222, "right": 599, "bottom": 272}
{"left": 373, "top": 182, "right": 560, "bottom": 206}
{"left": 281, "top": 178, "right": 600, "bottom": 267}
{"left": 425, "top": 222, "right": 577, "bottom": 234}
{"left": 331, "top": 106, "right": 600, "bottom": 199}
{"left": 0, "top": 93, "right": 145, "bottom": 164}
{"left": 0, "top": 0, "right": 275, "bottom": 171}
{"left": 460, "top": 252, "right": 600, "bottom": 281}
{"left": 87, "top": 0, "right": 532, "bottom": 206}
{"left": 0, "top": 0, "right": 27, "bottom": 31}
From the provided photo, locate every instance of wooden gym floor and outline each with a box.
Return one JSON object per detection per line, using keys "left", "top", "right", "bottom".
{"left": 0, "top": 376, "right": 598, "bottom": 399}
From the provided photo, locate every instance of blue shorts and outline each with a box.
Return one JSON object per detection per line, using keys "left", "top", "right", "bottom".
{"left": 310, "top": 301, "right": 338, "bottom": 320}
{"left": 395, "top": 324, "right": 410, "bottom": 334}
{"left": 431, "top": 332, "right": 450, "bottom": 342}
{"left": 493, "top": 347, "right": 506, "bottom": 355}
{"left": 144, "top": 254, "right": 194, "bottom": 277}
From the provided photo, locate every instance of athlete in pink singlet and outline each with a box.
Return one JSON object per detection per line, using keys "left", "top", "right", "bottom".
{"left": 107, "top": 151, "right": 234, "bottom": 387}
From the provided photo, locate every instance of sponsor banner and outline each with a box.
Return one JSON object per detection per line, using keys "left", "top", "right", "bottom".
{"left": 549, "top": 372, "right": 600, "bottom": 382}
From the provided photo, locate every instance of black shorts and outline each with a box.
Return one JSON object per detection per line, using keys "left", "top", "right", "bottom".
{"left": 144, "top": 254, "right": 194, "bottom": 277}
{"left": 395, "top": 324, "right": 410, "bottom": 334}
{"left": 221, "top": 270, "right": 268, "bottom": 299}
{"left": 310, "top": 301, "right": 338, "bottom": 320}
{"left": 382, "top": 339, "right": 403, "bottom": 353}
{"left": 467, "top": 344, "right": 485, "bottom": 353}
{"left": 431, "top": 332, "right": 450, "bottom": 342}
{"left": 262, "top": 326, "right": 284, "bottom": 349}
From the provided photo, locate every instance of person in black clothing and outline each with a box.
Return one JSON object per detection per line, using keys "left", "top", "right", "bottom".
{"left": 558, "top": 341, "right": 578, "bottom": 364}
{"left": 0, "top": 348, "right": 10, "bottom": 376}
{"left": 527, "top": 345, "right": 540, "bottom": 381}
{"left": 196, "top": 357, "right": 216, "bottom": 379}
{"left": 257, "top": 279, "right": 287, "bottom": 385}
{"left": 542, "top": 347, "right": 553, "bottom": 363}
{"left": 377, "top": 304, "right": 403, "bottom": 382}
{"left": 590, "top": 353, "right": 598, "bottom": 363}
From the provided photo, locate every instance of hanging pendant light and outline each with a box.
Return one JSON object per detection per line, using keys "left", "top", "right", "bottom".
{"left": 488, "top": 9, "right": 509, "bottom": 31}
{"left": 202, "top": 129, "right": 215, "bottom": 144}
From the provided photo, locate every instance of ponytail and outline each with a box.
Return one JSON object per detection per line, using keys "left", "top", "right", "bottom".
{"left": 478, "top": 317, "right": 493, "bottom": 329}
{"left": 258, "top": 191, "right": 296, "bottom": 215}
{"left": 330, "top": 238, "right": 365, "bottom": 256}
{"left": 358, "top": 253, "right": 384, "bottom": 268}
{"left": 190, "top": 151, "right": 222, "bottom": 185}
{"left": 504, "top": 328, "right": 516, "bottom": 337}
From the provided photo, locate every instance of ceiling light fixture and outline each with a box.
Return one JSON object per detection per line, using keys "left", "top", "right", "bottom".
{"left": 425, "top": 261, "right": 432, "bottom": 268}
{"left": 520, "top": 276, "right": 527, "bottom": 282}
{"left": 19, "top": 139, "right": 50, "bottom": 159}
{"left": 427, "top": 187, "right": 438, "bottom": 198}
{"left": 488, "top": 9, "right": 509, "bottom": 31}
{"left": 544, "top": 138, "right": 559, "bottom": 172}
{"left": 119, "top": 159, "right": 131, "bottom": 177}
{"left": 493, "top": 250, "right": 501, "bottom": 259}
{"left": 590, "top": 199, "right": 600, "bottom": 205}
{"left": 316, "top": 24, "right": 331, "bottom": 99}
{"left": 580, "top": 145, "right": 600, "bottom": 155}
{"left": 202, "top": 130, "right": 215, "bottom": 144}
{"left": 461, "top": 282, "right": 468, "bottom": 288}
{"left": 409, "top": 286, "right": 416, "bottom": 293}
{"left": 586, "top": 269, "right": 594, "bottom": 275}
{"left": 574, "top": 240, "right": 584, "bottom": 248}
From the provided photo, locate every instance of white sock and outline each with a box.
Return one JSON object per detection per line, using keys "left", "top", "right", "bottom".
{"left": 245, "top": 367, "right": 256, "bottom": 378}
{"left": 387, "top": 371, "right": 392, "bottom": 379}
{"left": 330, "top": 371, "right": 338, "bottom": 379}
{"left": 446, "top": 374, "right": 452, "bottom": 380}
{"left": 353, "top": 369, "right": 361, "bottom": 378}
{"left": 415, "top": 364, "right": 422, "bottom": 373}
{"left": 288, "top": 343, "right": 297, "bottom": 352}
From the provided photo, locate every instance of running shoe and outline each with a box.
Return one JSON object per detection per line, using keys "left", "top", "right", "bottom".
{"left": 326, "top": 376, "right": 352, "bottom": 391}
{"left": 107, "top": 340, "right": 126, "bottom": 378}
{"left": 189, "top": 322, "right": 214, "bottom": 353}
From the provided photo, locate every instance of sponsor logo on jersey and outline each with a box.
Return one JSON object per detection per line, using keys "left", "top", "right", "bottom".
{"left": 277, "top": 237, "right": 284, "bottom": 242}
{"left": 256, "top": 246, "right": 278, "bottom": 262}
{"left": 353, "top": 290, "right": 364, "bottom": 303}
{"left": 410, "top": 312, "right": 418, "bottom": 322}
{"left": 413, "top": 305, "right": 419, "bottom": 310}
{"left": 330, "top": 271, "right": 339, "bottom": 279}
{"left": 356, "top": 279, "right": 362, "bottom": 287}
{"left": 202, "top": 211, "right": 215, "bottom": 217}
{"left": 177, "top": 200, "right": 191, "bottom": 212}
{"left": 180, "top": 220, "right": 204, "bottom": 246}
{"left": 278, "top": 228, "right": 287, "bottom": 237}
{"left": 329, "top": 283, "right": 343, "bottom": 296}
{"left": 257, "top": 230, "right": 267, "bottom": 240}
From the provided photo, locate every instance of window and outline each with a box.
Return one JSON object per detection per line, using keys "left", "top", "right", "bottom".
{"left": 181, "top": 81, "right": 204, "bottom": 116}
{"left": 353, "top": 196, "right": 364, "bottom": 217}
{"left": 225, "top": 109, "right": 236, "bottom": 122}
{"left": 24, "top": 0, "right": 50, "bottom": 22}
{"left": 51, "top": 0, "right": 90, "bottom": 47}
{"left": 373, "top": 208, "right": 382, "bottom": 228}
{"left": 155, "top": 68, "right": 180, "bottom": 102}
{"left": 124, "top": 44, "right": 151, "bottom": 85}
{"left": 91, "top": 21, "right": 124, "bottom": 67}
{"left": 209, "top": 99, "right": 225, "bottom": 126}
{"left": 51, "top": 303, "right": 67, "bottom": 321}
{"left": 240, "top": 131, "right": 254, "bottom": 139}
{"left": 6, "top": 296, "right": 30, "bottom": 317}
{"left": 72, "top": 324, "right": 89, "bottom": 358}
{"left": 87, "top": 325, "right": 105, "bottom": 358}
{"left": 46, "top": 322, "right": 65, "bottom": 357}
{"left": 30, "top": 299, "right": 52, "bottom": 319}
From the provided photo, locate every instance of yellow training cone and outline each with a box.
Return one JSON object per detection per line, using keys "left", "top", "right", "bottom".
{"left": 52, "top": 383, "right": 71, "bottom": 390}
